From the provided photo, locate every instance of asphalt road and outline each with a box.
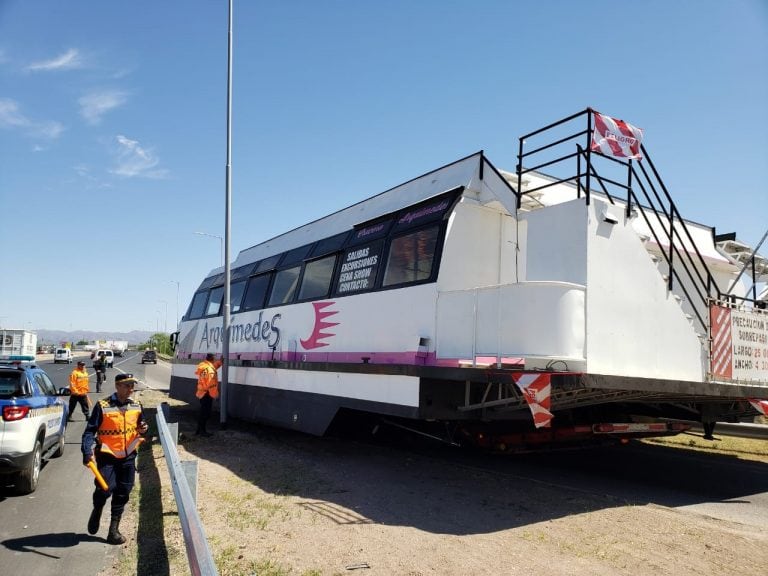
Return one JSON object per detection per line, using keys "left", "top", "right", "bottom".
{"left": 2, "top": 354, "right": 767, "bottom": 575}
{"left": 0, "top": 351, "right": 168, "bottom": 576}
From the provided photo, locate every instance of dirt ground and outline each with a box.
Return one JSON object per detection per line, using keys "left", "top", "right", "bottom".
{"left": 103, "top": 390, "right": 768, "bottom": 576}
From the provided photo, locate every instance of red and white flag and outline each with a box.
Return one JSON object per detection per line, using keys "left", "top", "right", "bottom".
{"left": 512, "top": 373, "right": 553, "bottom": 428}
{"left": 591, "top": 111, "right": 644, "bottom": 160}
{"left": 748, "top": 398, "right": 768, "bottom": 416}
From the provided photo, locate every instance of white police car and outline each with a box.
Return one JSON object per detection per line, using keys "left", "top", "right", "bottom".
{"left": 0, "top": 358, "right": 70, "bottom": 494}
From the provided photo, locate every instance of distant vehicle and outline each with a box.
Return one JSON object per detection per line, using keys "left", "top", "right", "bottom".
{"left": 0, "top": 329, "right": 37, "bottom": 361}
{"left": 0, "top": 360, "right": 69, "bottom": 494}
{"left": 93, "top": 349, "right": 114, "bottom": 368}
{"left": 108, "top": 341, "right": 129, "bottom": 357}
{"left": 141, "top": 350, "right": 157, "bottom": 364}
{"left": 53, "top": 348, "right": 73, "bottom": 364}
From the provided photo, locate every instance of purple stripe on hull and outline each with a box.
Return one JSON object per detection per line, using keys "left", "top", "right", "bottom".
{"left": 182, "top": 350, "right": 525, "bottom": 368}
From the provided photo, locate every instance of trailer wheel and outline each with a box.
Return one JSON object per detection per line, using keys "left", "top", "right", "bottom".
{"left": 16, "top": 440, "right": 42, "bottom": 494}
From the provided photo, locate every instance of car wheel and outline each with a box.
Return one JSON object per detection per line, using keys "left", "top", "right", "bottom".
{"left": 52, "top": 430, "right": 65, "bottom": 458}
{"left": 16, "top": 440, "right": 42, "bottom": 494}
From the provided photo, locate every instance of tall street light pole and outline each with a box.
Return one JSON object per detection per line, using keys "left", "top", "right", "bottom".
{"left": 193, "top": 231, "right": 224, "bottom": 267}
{"left": 158, "top": 300, "right": 168, "bottom": 333}
{"left": 221, "top": 0, "right": 234, "bottom": 430}
{"left": 170, "top": 281, "right": 180, "bottom": 330}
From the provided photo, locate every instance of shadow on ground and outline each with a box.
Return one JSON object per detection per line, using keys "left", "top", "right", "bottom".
{"left": 134, "top": 413, "right": 171, "bottom": 576}
{"left": 162, "top": 404, "right": 768, "bottom": 537}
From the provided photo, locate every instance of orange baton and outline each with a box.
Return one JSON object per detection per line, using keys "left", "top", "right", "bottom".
{"left": 86, "top": 460, "right": 109, "bottom": 492}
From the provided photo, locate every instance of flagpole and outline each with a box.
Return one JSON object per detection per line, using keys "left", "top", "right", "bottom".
{"left": 220, "top": 0, "right": 233, "bottom": 429}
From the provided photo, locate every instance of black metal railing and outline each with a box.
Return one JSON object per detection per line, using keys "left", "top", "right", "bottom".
{"left": 516, "top": 108, "right": 761, "bottom": 334}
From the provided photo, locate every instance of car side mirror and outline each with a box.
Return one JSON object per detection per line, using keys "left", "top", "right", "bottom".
{"left": 58, "top": 387, "right": 71, "bottom": 396}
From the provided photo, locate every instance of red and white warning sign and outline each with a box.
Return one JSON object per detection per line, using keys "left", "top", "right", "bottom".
{"left": 710, "top": 303, "right": 768, "bottom": 381}
{"left": 512, "top": 373, "right": 553, "bottom": 428}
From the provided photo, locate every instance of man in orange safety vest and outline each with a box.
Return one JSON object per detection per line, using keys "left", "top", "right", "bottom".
{"left": 81, "top": 373, "right": 148, "bottom": 544}
{"left": 68, "top": 361, "right": 91, "bottom": 421}
{"left": 195, "top": 353, "right": 222, "bottom": 437}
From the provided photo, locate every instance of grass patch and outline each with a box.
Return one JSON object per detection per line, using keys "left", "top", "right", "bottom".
{"left": 642, "top": 432, "right": 768, "bottom": 463}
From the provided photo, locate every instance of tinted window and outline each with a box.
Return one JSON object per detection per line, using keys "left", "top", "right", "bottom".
{"left": 298, "top": 255, "right": 337, "bottom": 300}
{"left": 231, "top": 265, "right": 256, "bottom": 282}
{"left": 255, "top": 255, "right": 281, "bottom": 273}
{"left": 348, "top": 219, "right": 393, "bottom": 244}
{"left": 310, "top": 231, "right": 349, "bottom": 257}
{"left": 35, "top": 372, "right": 56, "bottom": 396}
{"left": 198, "top": 273, "right": 224, "bottom": 291}
{"left": 335, "top": 239, "right": 383, "bottom": 295}
{"left": 206, "top": 286, "right": 224, "bottom": 316}
{"left": 268, "top": 266, "right": 301, "bottom": 306}
{"left": 392, "top": 193, "right": 455, "bottom": 232}
{"left": 230, "top": 280, "right": 247, "bottom": 313}
{"left": 383, "top": 226, "right": 439, "bottom": 287}
{"left": 0, "top": 373, "right": 22, "bottom": 398}
{"left": 242, "top": 274, "right": 271, "bottom": 311}
{"left": 280, "top": 244, "right": 312, "bottom": 267}
{"left": 188, "top": 291, "right": 209, "bottom": 319}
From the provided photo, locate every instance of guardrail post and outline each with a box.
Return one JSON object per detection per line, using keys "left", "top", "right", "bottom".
{"left": 156, "top": 402, "right": 218, "bottom": 575}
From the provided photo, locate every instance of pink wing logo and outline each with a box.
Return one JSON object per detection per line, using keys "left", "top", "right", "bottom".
{"left": 300, "top": 301, "right": 339, "bottom": 350}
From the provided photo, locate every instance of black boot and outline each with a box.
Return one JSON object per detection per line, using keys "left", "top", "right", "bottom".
{"left": 87, "top": 505, "right": 103, "bottom": 535}
{"left": 107, "top": 515, "right": 126, "bottom": 545}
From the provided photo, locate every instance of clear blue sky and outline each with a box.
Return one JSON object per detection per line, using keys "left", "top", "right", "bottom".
{"left": 1, "top": 0, "right": 766, "bottom": 333}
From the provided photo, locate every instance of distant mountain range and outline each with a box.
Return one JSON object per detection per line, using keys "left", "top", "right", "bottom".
{"left": 34, "top": 329, "right": 155, "bottom": 345}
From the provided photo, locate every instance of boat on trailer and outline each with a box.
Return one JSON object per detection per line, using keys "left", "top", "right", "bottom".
{"left": 170, "top": 109, "right": 768, "bottom": 450}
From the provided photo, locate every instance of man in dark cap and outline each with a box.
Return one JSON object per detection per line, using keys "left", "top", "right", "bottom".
{"left": 68, "top": 360, "right": 91, "bottom": 421}
{"left": 81, "top": 373, "right": 149, "bottom": 544}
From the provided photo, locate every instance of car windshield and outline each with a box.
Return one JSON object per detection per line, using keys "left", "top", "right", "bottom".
{"left": 0, "top": 373, "right": 23, "bottom": 398}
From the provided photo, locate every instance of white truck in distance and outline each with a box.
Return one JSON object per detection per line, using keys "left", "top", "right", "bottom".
{"left": 107, "top": 341, "right": 128, "bottom": 357}
{"left": 0, "top": 329, "right": 37, "bottom": 361}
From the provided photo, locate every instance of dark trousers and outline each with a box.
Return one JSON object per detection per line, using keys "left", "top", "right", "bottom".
{"left": 92, "top": 452, "right": 137, "bottom": 516}
{"left": 95, "top": 368, "right": 106, "bottom": 391}
{"left": 197, "top": 393, "right": 213, "bottom": 433}
{"left": 69, "top": 394, "right": 90, "bottom": 419}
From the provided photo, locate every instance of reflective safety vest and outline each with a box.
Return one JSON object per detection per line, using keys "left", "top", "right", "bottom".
{"left": 96, "top": 398, "right": 145, "bottom": 458}
{"left": 69, "top": 368, "right": 90, "bottom": 396}
{"left": 195, "top": 359, "right": 222, "bottom": 399}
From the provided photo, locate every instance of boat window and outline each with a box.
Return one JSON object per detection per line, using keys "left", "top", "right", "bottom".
{"left": 268, "top": 266, "right": 301, "bottom": 306}
{"left": 230, "top": 280, "right": 247, "bottom": 314}
{"left": 310, "top": 231, "right": 349, "bottom": 257}
{"left": 280, "top": 244, "right": 313, "bottom": 267}
{"left": 392, "top": 195, "right": 454, "bottom": 233}
{"left": 347, "top": 219, "right": 393, "bottom": 246}
{"left": 188, "top": 291, "right": 209, "bottom": 320}
{"left": 334, "top": 239, "right": 384, "bottom": 295}
{"left": 242, "top": 273, "right": 271, "bottom": 311}
{"left": 231, "top": 265, "right": 256, "bottom": 282}
{"left": 196, "top": 273, "right": 223, "bottom": 291}
{"left": 298, "top": 254, "right": 337, "bottom": 301}
{"left": 254, "top": 254, "right": 281, "bottom": 273}
{"left": 382, "top": 226, "right": 439, "bottom": 287}
{"left": 205, "top": 286, "right": 224, "bottom": 316}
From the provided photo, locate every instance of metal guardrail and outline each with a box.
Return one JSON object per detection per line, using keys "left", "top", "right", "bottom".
{"left": 156, "top": 403, "right": 219, "bottom": 576}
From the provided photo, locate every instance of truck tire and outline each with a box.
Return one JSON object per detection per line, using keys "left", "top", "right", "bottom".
{"left": 16, "top": 440, "right": 42, "bottom": 494}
